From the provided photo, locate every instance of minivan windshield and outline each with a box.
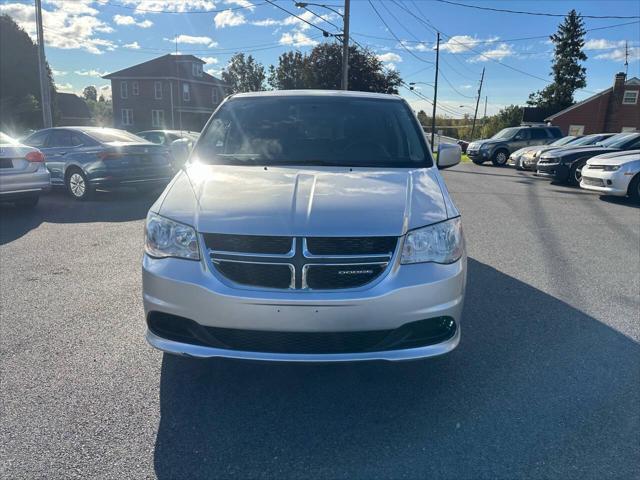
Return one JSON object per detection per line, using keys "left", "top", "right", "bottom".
{"left": 491, "top": 127, "right": 519, "bottom": 140}
{"left": 193, "top": 96, "right": 433, "bottom": 168}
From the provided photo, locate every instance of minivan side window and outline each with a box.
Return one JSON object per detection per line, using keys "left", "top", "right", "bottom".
{"left": 514, "top": 130, "right": 529, "bottom": 140}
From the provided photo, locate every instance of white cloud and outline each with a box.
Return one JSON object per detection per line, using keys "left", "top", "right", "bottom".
{"left": 584, "top": 39, "right": 625, "bottom": 50}
{"left": 56, "top": 82, "right": 75, "bottom": 92}
{"left": 74, "top": 69, "right": 109, "bottom": 77}
{"left": 377, "top": 52, "right": 402, "bottom": 63}
{"left": 279, "top": 31, "right": 318, "bottom": 47}
{"left": 214, "top": 10, "right": 247, "bottom": 28}
{"left": 201, "top": 57, "right": 219, "bottom": 64}
{"left": 460, "top": 84, "right": 472, "bottom": 89}
{"left": 397, "top": 41, "right": 430, "bottom": 52}
{"left": 470, "top": 43, "right": 515, "bottom": 62}
{"left": 114, "top": 15, "right": 154, "bottom": 28}
{"left": 206, "top": 67, "right": 224, "bottom": 77}
{"left": 1, "top": 1, "right": 116, "bottom": 54}
{"left": 595, "top": 46, "right": 640, "bottom": 62}
{"left": 98, "top": 84, "right": 112, "bottom": 100}
{"left": 168, "top": 35, "right": 218, "bottom": 47}
{"left": 119, "top": 0, "right": 216, "bottom": 14}
{"left": 123, "top": 41, "right": 141, "bottom": 49}
{"left": 252, "top": 18, "right": 279, "bottom": 27}
{"left": 440, "top": 35, "right": 481, "bottom": 53}
{"left": 224, "top": 0, "right": 256, "bottom": 10}
{"left": 51, "top": 69, "right": 67, "bottom": 77}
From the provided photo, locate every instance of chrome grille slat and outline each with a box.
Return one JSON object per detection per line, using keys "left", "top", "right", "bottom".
{"left": 204, "top": 235, "right": 397, "bottom": 291}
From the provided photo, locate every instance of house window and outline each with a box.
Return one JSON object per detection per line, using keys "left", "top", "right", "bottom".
{"left": 121, "top": 108, "right": 133, "bottom": 126}
{"left": 212, "top": 87, "right": 219, "bottom": 105}
{"left": 151, "top": 110, "right": 165, "bottom": 128}
{"left": 183, "top": 83, "right": 190, "bottom": 102}
{"left": 192, "top": 63, "right": 203, "bottom": 77}
{"left": 568, "top": 125, "right": 584, "bottom": 136}
{"left": 132, "top": 81, "right": 139, "bottom": 96}
{"left": 120, "top": 81, "right": 128, "bottom": 99}
{"left": 154, "top": 81, "right": 162, "bottom": 100}
{"left": 622, "top": 90, "right": 639, "bottom": 105}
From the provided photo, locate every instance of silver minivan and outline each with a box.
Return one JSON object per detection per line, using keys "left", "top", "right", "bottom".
{"left": 142, "top": 91, "right": 466, "bottom": 362}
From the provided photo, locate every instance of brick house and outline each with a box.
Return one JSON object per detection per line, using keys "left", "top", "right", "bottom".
{"left": 545, "top": 72, "right": 640, "bottom": 136}
{"left": 103, "top": 54, "right": 228, "bottom": 132}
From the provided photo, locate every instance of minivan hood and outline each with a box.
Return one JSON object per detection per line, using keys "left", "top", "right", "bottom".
{"left": 156, "top": 164, "right": 449, "bottom": 236}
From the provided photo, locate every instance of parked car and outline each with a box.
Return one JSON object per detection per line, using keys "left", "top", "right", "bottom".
{"left": 580, "top": 150, "right": 640, "bottom": 201}
{"left": 22, "top": 127, "right": 174, "bottom": 200}
{"left": 508, "top": 135, "right": 579, "bottom": 170}
{"left": 137, "top": 130, "right": 199, "bottom": 171}
{"left": 519, "top": 133, "right": 615, "bottom": 171}
{"left": 467, "top": 125, "right": 562, "bottom": 166}
{"left": 0, "top": 132, "right": 50, "bottom": 208}
{"left": 143, "top": 90, "right": 465, "bottom": 362}
{"left": 536, "top": 132, "right": 640, "bottom": 185}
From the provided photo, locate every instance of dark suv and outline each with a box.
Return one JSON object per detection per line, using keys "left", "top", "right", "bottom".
{"left": 467, "top": 126, "right": 562, "bottom": 166}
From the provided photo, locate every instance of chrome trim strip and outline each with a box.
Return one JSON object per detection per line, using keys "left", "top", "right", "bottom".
{"left": 146, "top": 327, "right": 460, "bottom": 362}
{"left": 0, "top": 188, "right": 44, "bottom": 194}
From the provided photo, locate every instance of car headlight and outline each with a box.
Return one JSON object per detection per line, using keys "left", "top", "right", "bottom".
{"left": 145, "top": 212, "right": 200, "bottom": 260}
{"left": 401, "top": 217, "right": 464, "bottom": 265}
{"left": 480, "top": 144, "right": 490, "bottom": 151}
{"left": 603, "top": 165, "right": 620, "bottom": 171}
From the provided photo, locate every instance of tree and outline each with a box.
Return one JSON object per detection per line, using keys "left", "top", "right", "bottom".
{"left": 83, "top": 85, "right": 97, "bottom": 102}
{"left": 479, "top": 105, "right": 523, "bottom": 139}
{"left": 221, "top": 53, "right": 266, "bottom": 93}
{"left": 0, "top": 14, "right": 56, "bottom": 133}
{"left": 268, "top": 51, "right": 306, "bottom": 90}
{"left": 86, "top": 99, "right": 112, "bottom": 127}
{"left": 302, "top": 43, "right": 402, "bottom": 93}
{"left": 527, "top": 10, "right": 587, "bottom": 111}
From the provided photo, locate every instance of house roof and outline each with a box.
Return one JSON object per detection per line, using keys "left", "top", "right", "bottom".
{"left": 55, "top": 92, "right": 91, "bottom": 119}
{"left": 102, "top": 54, "right": 225, "bottom": 85}
{"left": 545, "top": 76, "right": 640, "bottom": 121}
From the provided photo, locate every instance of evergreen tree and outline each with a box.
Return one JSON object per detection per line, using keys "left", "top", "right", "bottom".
{"left": 528, "top": 10, "right": 587, "bottom": 111}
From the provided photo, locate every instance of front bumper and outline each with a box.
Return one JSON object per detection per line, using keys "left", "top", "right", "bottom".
{"left": 142, "top": 250, "right": 466, "bottom": 362}
{"left": 467, "top": 149, "right": 490, "bottom": 161}
{"left": 580, "top": 169, "right": 633, "bottom": 196}
{"left": 536, "top": 162, "right": 569, "bottom": 181}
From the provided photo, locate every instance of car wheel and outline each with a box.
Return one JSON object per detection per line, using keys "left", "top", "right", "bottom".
{"left": 14, "top": 195, "right": 39, "bottom": 208}
{"left": 471, "top": 157, "right": 485, "bottom": 165}
{"left": 568, "top": 162, "right": 584, "bottom": 186}
{"left": 628, "top": 174, "right": 640, "bottom": 203}
{"left": 66, "top": 169, "right": 93, "bottom": 200}
{"left": 491, "top": 149, "right": 509, "bottom": 167}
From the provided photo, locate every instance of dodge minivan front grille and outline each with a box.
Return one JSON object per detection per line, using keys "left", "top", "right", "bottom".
{"left": 204, "top": 235, "right": 397, "bottom": 290}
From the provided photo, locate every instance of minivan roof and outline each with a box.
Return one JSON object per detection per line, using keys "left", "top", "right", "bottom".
{"left": 230, "top": 90, "right": 402, "bottom": 100}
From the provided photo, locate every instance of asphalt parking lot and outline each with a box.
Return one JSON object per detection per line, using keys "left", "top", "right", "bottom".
{"left": 1, "top": 162, "right": 639, "bottom": 479}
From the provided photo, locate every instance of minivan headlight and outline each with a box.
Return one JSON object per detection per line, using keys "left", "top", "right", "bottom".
{"left": 401, "top": 217, "right": 464, "bottom": 265}
{"left": 145, "top": 212, "right": 199, "bottom": 260}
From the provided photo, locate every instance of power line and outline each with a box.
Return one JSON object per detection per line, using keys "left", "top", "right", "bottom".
{"left": 293, "top": 3, "right": 343, "bottom": 32}
{"left": 439, "top": 69, "right": 476, "bottom": 98}
{"left": 367, "top": 0, "right": 434, "bottom": 64}
{"left": 434, "top": 0, "right": 640, "bottom": 20}
{"left": 264, "top": 0, "right": 336, "bottom": 37}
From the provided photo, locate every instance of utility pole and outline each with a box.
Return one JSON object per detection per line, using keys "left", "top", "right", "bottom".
{"left": 341, "top": 0, "right": 350, "bottom": 90}
{"left": 470, "top": 67, "right": 485, "bottom": 140}
{"left": 35, "top": 0, "right": 52, "bottom": 128}
{"left": 430, "top": 31, "right": 440, "bottom": 149}
{"left": 483, "top": 96, "right": 487, "bottom": 120}
{"left": 624, "top": 40, "right": 629, "bottom": 76}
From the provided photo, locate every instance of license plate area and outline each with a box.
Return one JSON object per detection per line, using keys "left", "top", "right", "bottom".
{"left": 0, "top": 158, "right": 13, "bottom": 168}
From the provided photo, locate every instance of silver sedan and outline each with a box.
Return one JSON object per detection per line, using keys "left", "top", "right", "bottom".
{"left": 0, "top": 132, "right": 51, "bottom": 208}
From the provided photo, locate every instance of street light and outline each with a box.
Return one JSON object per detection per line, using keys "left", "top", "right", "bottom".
{"left": 295, "top": 1, "right": 350, "bottom": 90}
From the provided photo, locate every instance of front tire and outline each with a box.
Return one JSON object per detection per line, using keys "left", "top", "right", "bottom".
{"left": 628, "top": 174, "right": 640, "bottom": 203}
{"left": 568, "top": 162, "right": 584, "bottom": 186}
{"left": 66, "top": 169, "right": 93, "bottom": 200}
{"left": 471, "top": 157, "right": 485, "bottom": 165}
{"left": 491, "top": 149, "right": 509, "bottom": 167}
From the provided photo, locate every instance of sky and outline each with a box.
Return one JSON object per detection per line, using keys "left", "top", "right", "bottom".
{"left": 1, "top": 0, "right": 639, "bottom": 117}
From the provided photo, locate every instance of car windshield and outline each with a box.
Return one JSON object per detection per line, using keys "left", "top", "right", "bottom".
{"left": 193, "top": 96, "right": 433, "bottom": 168}
{"left": 490, "top": 127, "right": 519, "bottom": 140}
{"left": 550, "top": 136, "right": 577, "bottom": 146}
{"left": 83, "top": 128, "right": 147, "bottom": 143}
{"left": 598, "top": 133, "right": 637, "bottom": 148}
{"left": 569, "top": 134, "right": 606, "bottom": 146}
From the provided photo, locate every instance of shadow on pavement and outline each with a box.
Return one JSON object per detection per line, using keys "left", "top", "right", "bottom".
{"left": 0, "top": 188, "right": 157, "bottom": 245}
{"left": 153, "top": 258, "right": 639, "bottom": 479}
{"left": 599, "top": 195, "right": 640, "bottom": 209}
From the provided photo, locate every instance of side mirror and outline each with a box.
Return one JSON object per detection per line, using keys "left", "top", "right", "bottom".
{"left": 437, "top": 143, "right": 462, "bottom": 169}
